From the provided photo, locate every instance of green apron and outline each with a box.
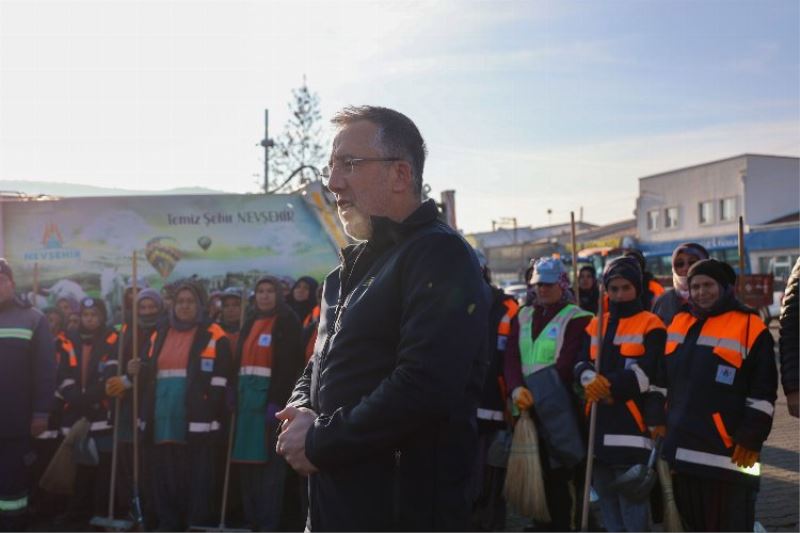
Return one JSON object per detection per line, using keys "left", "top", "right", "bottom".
{"left": 154, "top": 375, "right": 188, "bottom": 444}
{"left": 231, "top": 373, "right": 271, "bottom": 463}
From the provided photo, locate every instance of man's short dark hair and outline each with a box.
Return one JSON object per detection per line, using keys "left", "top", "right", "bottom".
{"left": 331, "top": 106, "right": 427, "bottom": 196}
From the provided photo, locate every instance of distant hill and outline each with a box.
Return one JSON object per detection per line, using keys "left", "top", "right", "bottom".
{"left": 0, "top": 180, "right": 233, "bottom": 198}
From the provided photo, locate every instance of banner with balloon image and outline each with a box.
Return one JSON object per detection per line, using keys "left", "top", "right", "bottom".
{"left": 2, "top": 193, "right": 341, "bottom": 318}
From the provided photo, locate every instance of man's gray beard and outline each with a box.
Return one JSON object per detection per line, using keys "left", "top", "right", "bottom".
{"left": 340, "top": 208, "right": 373, "bottom": 241}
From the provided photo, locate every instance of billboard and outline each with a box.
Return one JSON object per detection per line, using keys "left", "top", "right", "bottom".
{"left": 2, "top": 191, "right": 344, "bottom": 307}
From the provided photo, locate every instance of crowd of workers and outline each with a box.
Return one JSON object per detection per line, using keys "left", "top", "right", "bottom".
{"left": 1, "top": 103, "right": 798, "bottom": 533}
{"left": 0, "top": 265, "right": 322, "bottom": 531}
{"left": 1, "top": 245, "right": 797, "bottom": 532}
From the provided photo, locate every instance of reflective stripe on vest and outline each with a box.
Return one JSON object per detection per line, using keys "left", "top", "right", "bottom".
{"left": 603, "top": 434, "right": 653, "bottom": 450}
{"left": 58, "top": 334, "right": 78, "bottom": 367}
{"left": 240, "top": 365, "right": 271, "bottom": 378}
{"left": 520, "top": 304, "right": 592, "bottom": 376}
{"left": 147, "top": 331, "right": 158, "bottom": 359}
{"left": 497, "top": 298, "right": 519, "bottom": 351}
{"left": 0, "top": 327, "right": 33, "bottom": 340}
{"left": 189, "top": 421, "right": 221, "bottom": 433}
{"left": 476, "top": 408, "right": 504, "bottom": 421}
{"left": 0, "top": 495, "right": 28, "bottom": 512}
{"left": 675, "top": 447, "right": 760, "bottom": 476}
{"left": 585, "top": 311, "right": 665, "bottom": 360}
{"left": 666, "top": 310, "right": 766, "bottom": 368}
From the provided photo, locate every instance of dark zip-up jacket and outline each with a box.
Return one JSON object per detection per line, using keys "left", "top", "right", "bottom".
{"left": 287, "top": 199, "right": 490, "bottom": 531}
{"left": 140, "top": 321, "right": 232, "bottom": 444}
{"left": 779, "top": 257, "right": 799, "bottom": 395}
{"left": 659, "top": 298, "right": 777, "bottom": 486}
{"left": 61, "top": 327, "right": 119, "bottom": 435}
{"left": 476, "top": 287, "right": 518, "bottom": 433}
{"left": 574, "top": 300, "right": 666, "bottom": 466}
{"left": 0, "top": 298, "right": 56, "bottom": 439}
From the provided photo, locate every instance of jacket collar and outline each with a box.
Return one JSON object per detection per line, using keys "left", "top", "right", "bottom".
{"left": 339, "top": 199, "right": 439, "bottom": 261}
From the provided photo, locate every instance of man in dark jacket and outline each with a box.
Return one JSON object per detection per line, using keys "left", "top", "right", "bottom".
{"left": 779, "top": 257, "right": 799, "bottom": 417}
{"left": 0, "top": 259, "right": 56, "bottom": 531}
{"left": 276, "top": 106, "right": 490, "bottom": 531}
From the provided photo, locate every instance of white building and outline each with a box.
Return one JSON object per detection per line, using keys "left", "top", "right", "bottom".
{"left": 636, "top": 154, "right": 799, "bottom": 284}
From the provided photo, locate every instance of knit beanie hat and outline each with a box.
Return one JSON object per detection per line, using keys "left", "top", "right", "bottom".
{"left": 137, "top": 287, "right": 164, "bottom": 311}
{"left": 687, "top": 259, "right": 737, "bottom": 289}
{"left": 602, "top": 256, "right": 643, "bottom": 296}
{"left": 80, "top": 296, "right": 108, "bottom": 323}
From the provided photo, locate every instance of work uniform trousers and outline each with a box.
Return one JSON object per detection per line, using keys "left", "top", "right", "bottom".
{"left": 237, "top": 452, "right": 287, "bottom": 532}
{"left": 0, "top": 438, "right": 32, "bottom": 532}
{"left": 470, "top": 429, "right": 507, "bottom": 531}
{"left": 674, "top": 472, "right": 757, "bottom": 532}
{"left": 30, "top": 436, "right": 65, "bottom": 519}
{"left": 593, "top": 462, "right": 652, "bottom": 532}
{"left": 68, "top": 451, "right": 112, "bottom": 523}
{"left": 152, "top": 442, "right": 218, "bottom": 531}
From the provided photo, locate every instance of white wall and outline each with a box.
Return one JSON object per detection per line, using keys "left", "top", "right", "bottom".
{"left": 744, "top": 156, "right": 800, "bottom": 226}
{"left": 638, "top": 156, "right": 746, "bottom": 242}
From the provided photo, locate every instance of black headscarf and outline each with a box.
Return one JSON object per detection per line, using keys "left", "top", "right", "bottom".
{"left": 578, "top": 265, "right": 599, "bottom": 312}
{"left": 252, "top": 275, "right": 287, "bottom": 319}
{"left": 170, "top": 282, "right": 205, "bottom": 331}
{"left": 286, "top": 276, "right": 319, "bottom": 321}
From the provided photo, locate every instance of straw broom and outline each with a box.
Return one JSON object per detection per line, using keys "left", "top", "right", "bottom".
{"left": 503, "top": 410, "right": 550, "bottom": 523}
{"left": 39, "top": 417, "right": 90, "bottom": 495}
{"left": 656, "top": 458, "right": 683, "bottom": 532}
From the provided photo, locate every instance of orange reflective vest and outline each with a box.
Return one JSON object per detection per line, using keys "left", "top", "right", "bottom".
{"left": 586, "top": 312, "right": 664, "bottom": 359}
{"left": 666, "top": 311, "right": 766, "bottom": 368}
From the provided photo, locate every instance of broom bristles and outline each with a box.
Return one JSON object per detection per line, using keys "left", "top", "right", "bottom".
{"left": 656, "top": 458, "right": 683, "bottom": 532}
{"left": 503, "top": 410, "right": 551, "bottom": 523}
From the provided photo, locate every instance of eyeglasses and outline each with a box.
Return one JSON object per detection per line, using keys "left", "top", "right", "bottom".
{"left": 320, "top": 156, "right": 402, "bottom": 183}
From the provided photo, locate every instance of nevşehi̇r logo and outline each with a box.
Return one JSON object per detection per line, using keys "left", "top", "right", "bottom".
{"left": 23, "top": 222, "right": 81, "bottom": 261}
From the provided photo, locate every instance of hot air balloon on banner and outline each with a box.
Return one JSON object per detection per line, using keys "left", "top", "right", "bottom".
{"left": 145, "top": 237, "right": 182, "bottom": 279}
{"left": 198, "top": 236, "right": 212, "bottom": 251}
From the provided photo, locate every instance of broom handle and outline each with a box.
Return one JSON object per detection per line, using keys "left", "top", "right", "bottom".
{"left": 580, "top": 284, "right": 604, "bottom": 531}
{"left": 107, "top": 285, "right": 125, "bottom": 520}
{"left": 132, "top": 253, "right": 140, "bottom": 492}
{"left": 571, "top": 212, "right": 579, "bottom": 299}
{"left": 33, "top": 262, "right": 40, "bottom": 304}
{"left": 737, "top": 216, "right": 746, "bottom": 299}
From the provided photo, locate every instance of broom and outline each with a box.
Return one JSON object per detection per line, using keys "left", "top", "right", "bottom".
{"left": 656, "top": 458, "right": 683, "bottom": 532}
{"left": 39, "top": 417, "right": 90, "bottom": 495}
{"left": 503, "top": 410, "right": 550, "bottom": 523}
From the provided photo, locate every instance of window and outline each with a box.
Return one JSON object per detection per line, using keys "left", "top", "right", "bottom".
{"left": 664, "top": 207, "right": 679, "bottom": 229}
{"left": 647, "top": 210, "right": 659, "bottom": 231}
{"left": 699, "top": 201, "right": 713, "bottom": 225}
{"left": 720, "top": 197, "right": 736, "bottom": 222}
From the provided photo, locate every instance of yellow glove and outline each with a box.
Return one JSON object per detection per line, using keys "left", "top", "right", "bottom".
{"left": 649, "top": 425, "right": 666, "bottom": 439}
{"left": 731, "top": 444, "right": 759, "bottom": 468}
{"left": 105, "top": 376, "right": 129, "bottom": 398}
{"left": 513, "top": 387, "right": 533, "bottom": 411}
{"left": 584, "top": 374, "right": 611, "bottom": 403}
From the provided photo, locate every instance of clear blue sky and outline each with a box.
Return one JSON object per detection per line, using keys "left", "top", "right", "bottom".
{"left": 1, "top": 0, "right": 797, "bottom": 233}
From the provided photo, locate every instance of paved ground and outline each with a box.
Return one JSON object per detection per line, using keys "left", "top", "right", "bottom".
{"left": 755, "top": 387, "right": 799, "bottom": 532}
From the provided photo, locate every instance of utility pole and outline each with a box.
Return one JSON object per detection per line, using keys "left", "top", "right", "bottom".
{"left": 260, "top": 109, "right": 275, "bottom": 193}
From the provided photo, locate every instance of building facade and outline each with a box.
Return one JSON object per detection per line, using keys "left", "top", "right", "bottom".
{"left": 636, "top": 154, "right": 799, "bottom": 287}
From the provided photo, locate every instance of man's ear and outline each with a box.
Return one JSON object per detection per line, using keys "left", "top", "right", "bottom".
{"left": 391, "top": 160, "right": 414, "bottom": 193}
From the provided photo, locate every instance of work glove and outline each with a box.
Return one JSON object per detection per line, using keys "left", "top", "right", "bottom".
{"left": 105, "top": 376, "right": 131, "bottom": 398}
{"left": 649, "top": 425, "right": 666, "bottom": 439}
{"left": 731, "top": 444, "right": 759, "bottom": 468}
{"left": 512, "top": 387, "right": 534, "bottom": 411}
{"left": 584, "top": 374, "right": 612, "bottom": 403}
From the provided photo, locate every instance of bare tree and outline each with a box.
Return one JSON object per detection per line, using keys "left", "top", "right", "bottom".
{"left": 267, "top": 77, "right": 327, "bottom": 192}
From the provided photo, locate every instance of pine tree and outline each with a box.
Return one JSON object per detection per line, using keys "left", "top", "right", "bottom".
{"left": 267, "top": 77, "right": 327, "bottom": 192}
